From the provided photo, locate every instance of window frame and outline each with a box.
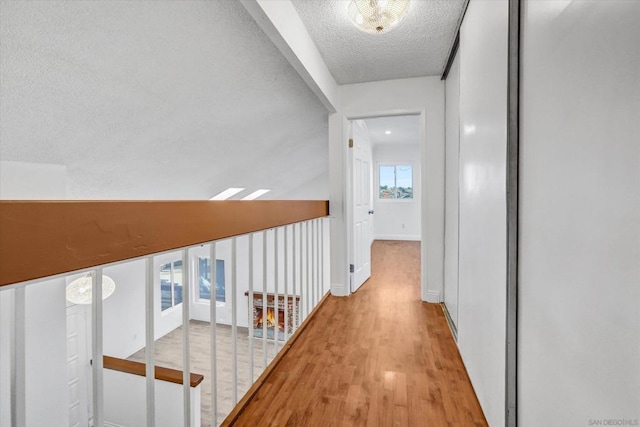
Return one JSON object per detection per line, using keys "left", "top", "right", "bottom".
{"left": 196, "top": 256, "right": 226, "bottom": 304}
{"left": 159, "top": 259, "right": 183, "bottom": 312}
{"left": 377, "top": 163, "right": 415, "bottom": 202}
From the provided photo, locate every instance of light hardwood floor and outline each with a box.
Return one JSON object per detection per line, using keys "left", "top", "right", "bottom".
{"left": 129, "top": 321, "right": 279, "bottom": 426}
{"left": 227, "top": 240, "right": 488, "bottom": 426}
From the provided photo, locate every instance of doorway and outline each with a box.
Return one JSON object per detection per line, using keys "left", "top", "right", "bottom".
{"left": 348, "top": 115, "right": 422, "bottom": 294}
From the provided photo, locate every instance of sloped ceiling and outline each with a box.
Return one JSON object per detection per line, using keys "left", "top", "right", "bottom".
{"left": 0, "top": 1, "right": 328, "bottom": 199}
{"left": 292, "top": 0, "right": 466, "bottom": 84}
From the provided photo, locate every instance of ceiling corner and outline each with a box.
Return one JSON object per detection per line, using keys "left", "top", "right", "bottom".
{"left": 240, "top": 0, "right": 339, "bottom": 113}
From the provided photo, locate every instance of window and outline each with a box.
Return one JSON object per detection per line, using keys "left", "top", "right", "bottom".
{"left": 160, "top": 260, "right": 183, "bottom": 311}
{"left": 197, "top": 257, "right": 226, "bottom": 303}
{"left": 379, "top": 165, "right": 413, "bottom": 199}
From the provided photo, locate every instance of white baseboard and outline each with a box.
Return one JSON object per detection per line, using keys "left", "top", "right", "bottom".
{"left": 374, "top": 234, "right": 421, "bottom": 241}
{"left": 331, "top": 283, "right": 350, "bottom": 297}
{"left": 423, "top": 290, "right": 441, "bottom": 303}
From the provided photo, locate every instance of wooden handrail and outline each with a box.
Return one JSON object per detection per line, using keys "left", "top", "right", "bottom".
{"left": 103, "top": 355, "right": 204, "bottom": 387}
{"left": 0, "top": 200, "right": 329, "bottom": 287}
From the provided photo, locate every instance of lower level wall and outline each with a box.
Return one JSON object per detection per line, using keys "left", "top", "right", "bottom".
{"left": 26, "top": 279, "right": 68, "bottom": 427}
{"left": 373, "top": 143, "right": 421, "bottom": 241}
{"left": 104, "top": 369, "right": 201, "bottom": 427}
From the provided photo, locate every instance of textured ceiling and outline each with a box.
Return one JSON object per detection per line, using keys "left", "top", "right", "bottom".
{"left": 1, "top": 0, "right": 463, "bottom": 200}
{"left": 0, "top": 1, "right": 328, "bottom": 199}
{"left": 292, "top": 0, "right": 466, "bottom": 84}
{"left": 364, "top": 115, "right": 421, "bottom": 147}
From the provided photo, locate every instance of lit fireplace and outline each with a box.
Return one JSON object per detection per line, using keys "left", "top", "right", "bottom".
{"left": 246, "top": 292, "right": 300, "bottom": 341}
{"left": 254, "top": 308, "right": 283, "bottom": 331}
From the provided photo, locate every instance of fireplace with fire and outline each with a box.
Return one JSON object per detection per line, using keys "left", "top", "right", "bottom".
{"left": 245, "top": 292, "right": 300, "bottom": 341}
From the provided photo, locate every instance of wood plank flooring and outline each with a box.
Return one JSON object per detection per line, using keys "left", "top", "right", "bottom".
{"left": 129, "top": 322, "right": 278, "bottom": 426}
{"left": 228, "top": 240, "right": 487, "bottom": 426}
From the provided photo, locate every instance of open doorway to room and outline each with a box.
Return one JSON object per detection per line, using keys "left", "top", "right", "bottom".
{"left": 348, "top": 115, "right": 422, "bottom": 293}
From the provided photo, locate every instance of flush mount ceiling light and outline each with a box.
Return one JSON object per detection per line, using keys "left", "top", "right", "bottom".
{"left": 348, "top": 0, "right": 410, "bottom": 34}
{"left": 66, "top": 274, "right": 116, "bottom": 305}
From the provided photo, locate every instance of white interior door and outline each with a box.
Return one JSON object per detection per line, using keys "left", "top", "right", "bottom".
{"left": 351, "top": 120, "right": 373, "bottom": 292}
{"left": 66, "top": 303, "right": 89, "bottom": 427}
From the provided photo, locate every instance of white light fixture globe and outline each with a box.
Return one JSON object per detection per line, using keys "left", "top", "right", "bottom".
{"left": 348, "top": 0, "right": 410, "bottom": 34}
{"left": 66, "top": 275, "right": 116, "bottom": 305}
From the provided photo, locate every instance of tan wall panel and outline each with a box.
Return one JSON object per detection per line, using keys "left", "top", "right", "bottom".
{"left": 0, "top": 200, "right": 329, "bottom": 286}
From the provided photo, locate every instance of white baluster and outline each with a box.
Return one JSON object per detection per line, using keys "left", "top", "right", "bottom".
{"left": 231, "top": 238, "right": 238, "bottom": 405}
{"left": 210, "top": 243, "right": 218, "bottom": 426}
{"left": 145, "top": 257, "right": 155, "bottom": 427}
{"left": 92, "top": 269, "right": 104, "bottom": 427}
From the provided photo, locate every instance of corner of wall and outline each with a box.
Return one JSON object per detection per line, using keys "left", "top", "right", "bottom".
{"left": 423, "top": 290, "right": 442, "bottom": 303}
{"left": 330, "top": 283, "right": 350, "bottom": 297}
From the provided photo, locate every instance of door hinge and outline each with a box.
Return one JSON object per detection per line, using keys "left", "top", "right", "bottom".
{"left": 348, "top": 138, "right": 354, "bottom": 148}
{"left": 350, "top": 264, "right": 354, "bottom": 273}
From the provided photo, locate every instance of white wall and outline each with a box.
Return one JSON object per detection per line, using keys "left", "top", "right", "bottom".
{"left": 274, "top": 171, "right": 329, "bottom": 200}
{"left": 519, "top": 1, "right": 640, "bottom": 425}
{"left": 0, "top": 161, "right": 66, "bottom": 199}
{"left": 25, "top": 279, "right": 69, "bottom": 427}
{"left": 0, "top": 291, "right": 11, "bottom": 427}
{"left": 329, "top": 76, "right": 445, "bottom": 300}
{"left": 372, "top": 143, "right": 421, "bottom": 241}
{"left": 0, "top": 159, "right": 68, "bottom": 426}
{"left": 101, "top": 260, "right": 147, "bottom": 359}
{"left": 1, "top": 283, "right": 69, "bottom": 427}
{"left": 443, "top": 50, "right": 460, "bottom": 328}
{"left": 104, "top": 369, "right": 200, "bottom": 427}
{"left": 457, "top": 1, "right": 508, "bottom": 426}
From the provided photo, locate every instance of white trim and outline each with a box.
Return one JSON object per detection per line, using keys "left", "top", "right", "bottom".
{"left": 330, "top": 283, "right": 349, "bottom": 297}
{"left": 374, "top": 234, "right": 421, "bottom": 241}
{"left": 329, "top": 78, "right": 445, "bottom": 306}
{"left": 181, "top": 249, "right": 191, "bottom": 427}
{"left": 13, "top": 287, "right": 26, "bottom": 427}
{"left": 375, "top": 198, "right": 416, "bottom": 203}
{"left": 328, "top": 114, "right": 351, "bottom": 299}
{"left": 424, "top": 290, "right": 442, "bottom": 303}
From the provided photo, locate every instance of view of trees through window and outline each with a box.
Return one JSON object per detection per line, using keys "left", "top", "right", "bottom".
{"left": 379, "top": 165, "right": 413, "bottom": 199}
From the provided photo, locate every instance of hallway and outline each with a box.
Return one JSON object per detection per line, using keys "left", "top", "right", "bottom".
{"left": 228, "top": 240, "right": 487, "bottom": 426}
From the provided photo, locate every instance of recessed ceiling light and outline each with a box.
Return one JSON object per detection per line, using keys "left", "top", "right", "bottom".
{"left": 210, "top": 187, "right": 245, "bottom": 200}
{"left": 385, "top": 130, "right": 392, "bottom": 135}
